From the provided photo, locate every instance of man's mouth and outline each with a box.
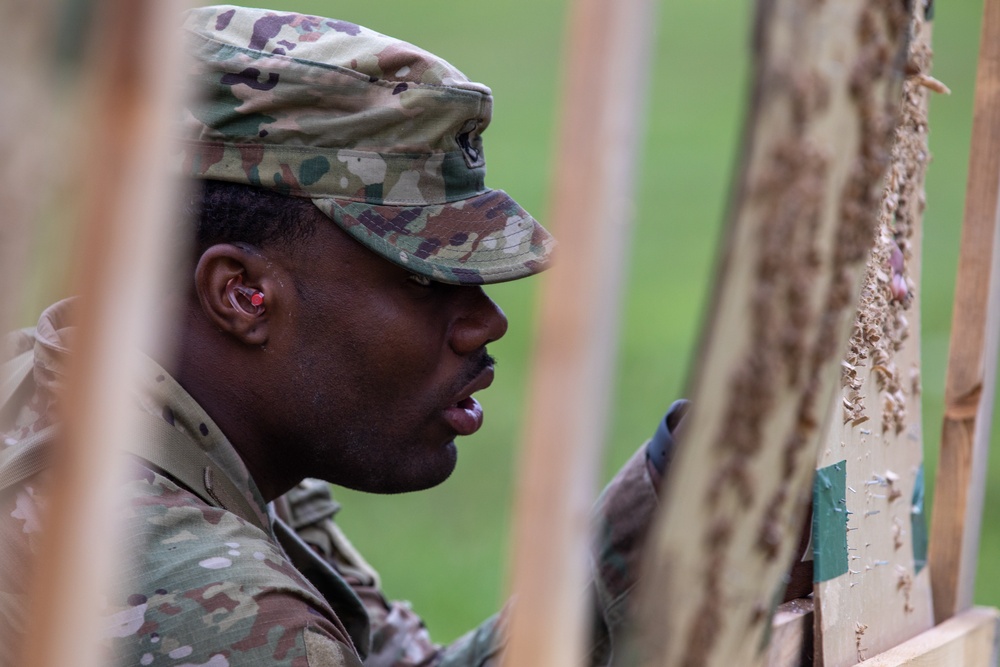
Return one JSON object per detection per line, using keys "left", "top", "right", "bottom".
{"left": 442, "top": 366, "right": 494, "bottom": 436}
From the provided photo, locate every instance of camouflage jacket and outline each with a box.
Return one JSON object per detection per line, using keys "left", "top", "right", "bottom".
{"left": 1, "top": 300, "right": 660, "bottom": 666}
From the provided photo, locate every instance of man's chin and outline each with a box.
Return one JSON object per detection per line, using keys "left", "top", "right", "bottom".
{"left": 349, "top": 440, "right": 458, "bottom": 495}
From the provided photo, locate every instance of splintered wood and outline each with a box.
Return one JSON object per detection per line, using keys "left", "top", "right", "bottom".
{"left": 814, "top": 8, "right": 940, "bottom": 665}
{"left": 624, "top": 2, "right": 910, "bottom": 666}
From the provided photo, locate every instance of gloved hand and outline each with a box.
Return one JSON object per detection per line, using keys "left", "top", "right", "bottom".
{"left": 645, "top": 399, "right": 690, "bottom": 479}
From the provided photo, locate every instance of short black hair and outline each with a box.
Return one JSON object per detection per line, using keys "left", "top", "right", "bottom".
{"left": 188, "top": 180, "right": 320, "bottom": 254}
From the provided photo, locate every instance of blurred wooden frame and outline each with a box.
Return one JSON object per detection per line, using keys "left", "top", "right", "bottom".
{"left": 501, "top": 0, "right": 659, "bottom": 663}
{"left": 2, "top": 2, "right": 192, "bottom": 666}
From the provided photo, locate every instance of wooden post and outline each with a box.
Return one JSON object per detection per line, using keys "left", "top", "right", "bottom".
{"left": 626, "top": 1, "right": 911, "bottom": 665}
{"left": 20, "top": 2, "right": 190, "bottom": 666}
{"left": 928, "top": 0, "right": 1000, "bottom": 626}
{"left": 501, "top": 0, "right": 657, "bottom": 664}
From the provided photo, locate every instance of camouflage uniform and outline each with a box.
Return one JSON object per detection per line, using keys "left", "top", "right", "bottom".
{"left": 1, "top": 6, "right": 663, "bottom": 666}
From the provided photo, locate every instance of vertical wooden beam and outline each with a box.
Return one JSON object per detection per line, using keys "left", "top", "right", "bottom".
{"left": 21, "top": 2, "right": 190, "bottom": 666}
{"left": 626, "top": 1, "right": 911, "bottom": 665}
{"left": 501, "top": 0, "right": 657, "bottom": 664}
{"left": 928, "top": 0, "right": 1000, "bottom": 626}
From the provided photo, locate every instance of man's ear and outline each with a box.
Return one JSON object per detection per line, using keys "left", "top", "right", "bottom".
{"left": 194, "top": 244, "right": 278, "bottom": 346}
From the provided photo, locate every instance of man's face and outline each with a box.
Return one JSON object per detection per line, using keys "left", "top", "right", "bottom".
{"left": 261, "top": 220, "right": 508, "bottom": 494}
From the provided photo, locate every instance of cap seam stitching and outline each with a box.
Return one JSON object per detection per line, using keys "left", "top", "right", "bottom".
{"left": 187, "top": 28, "right": 491, "bottom": 100}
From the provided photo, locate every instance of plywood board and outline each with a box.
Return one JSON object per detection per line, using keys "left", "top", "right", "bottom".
{"left": 852, "top": 606, "right": 999, "bottom": 667}
{"left": 813, "top": 7, "right": 939, "bottom": 666}
{"left": 624, "top": 1, "right": 912, "bottom": 665}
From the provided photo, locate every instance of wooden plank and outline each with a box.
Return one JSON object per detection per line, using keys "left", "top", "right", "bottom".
{"left": 20, "top": 2, "right": 191, "bottom": 666}
{"left": 500, "top": 0, "right": 658, "bottom": 664}
{"left": 852, "top": 606, "right": 1000, "bottom": 667}
{"left": 625, "top": 1, "right": 911, "bottom": 665}
{"left": 813, "top": 7, "right": 940, "bottom": 665}
{"left": 929, "top": 0, "right": 1000, "bottom": 625}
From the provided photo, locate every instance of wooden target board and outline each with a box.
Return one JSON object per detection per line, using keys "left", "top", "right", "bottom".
{"left": 626, "top": 1, "right": 913, "bottom": 666}
{"left": 812, "top": 8, "right": 940, "bottom": 665}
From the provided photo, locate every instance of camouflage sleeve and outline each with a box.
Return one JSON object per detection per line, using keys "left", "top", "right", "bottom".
{"left": 286, "top": 448, "right": 659, "bottom": 667}
{"left": 587, "top": 446, "right": 660, "bottom": 664}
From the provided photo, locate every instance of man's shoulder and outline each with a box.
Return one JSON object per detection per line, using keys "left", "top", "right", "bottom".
{"left": 111, "top": 463, "right": 362, "bottom": 666}
{"left": 120, "top": 461, "right": 327, "bottom": 601}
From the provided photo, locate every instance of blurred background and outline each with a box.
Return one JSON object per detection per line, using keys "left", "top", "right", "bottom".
{"left": 17, "top": 0, "right": 993, "bottom": 644}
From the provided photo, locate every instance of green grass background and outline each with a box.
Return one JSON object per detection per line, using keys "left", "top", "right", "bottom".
{"left": 24, "top": 0, "right": 995, "bottom": 645}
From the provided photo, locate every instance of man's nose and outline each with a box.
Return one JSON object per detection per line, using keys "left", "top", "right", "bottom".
{"left": 450, "top": 288, "right": 508, "bottom": 355}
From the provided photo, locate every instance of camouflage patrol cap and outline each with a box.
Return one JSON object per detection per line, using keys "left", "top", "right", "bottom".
{"left": 179, "top": 5, "right": 554, "bottom": 285}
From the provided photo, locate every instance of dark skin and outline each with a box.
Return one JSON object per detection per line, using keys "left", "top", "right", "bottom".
{"left": 170, "top": 218, "right": 508, "bottom": 502}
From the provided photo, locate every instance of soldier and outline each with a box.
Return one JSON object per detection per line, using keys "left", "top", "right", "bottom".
{"left": 1, "top": 5, "right": 685, "bottom": 666}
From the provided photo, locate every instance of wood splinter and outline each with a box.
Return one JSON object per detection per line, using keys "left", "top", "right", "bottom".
{"left": 913, "top": 72, "right": 951, "bottom": 95}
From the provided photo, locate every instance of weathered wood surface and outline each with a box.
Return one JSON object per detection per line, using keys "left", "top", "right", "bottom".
{"left": 626, "top": 1, "right": 911, "bottom": 665}
{"left": 851, "top": 606, "right": 1000, "bottom": 667}
{"left": 813, "top": 7, "right": 940, "bottom": 665}
{"left": 929, "top": 0, "right": 1000, "bottom": 626}
{"left": 21, "top": 2, "right": 191, "bottom": 666}
{"left": 501, "top": 0, "right": 658, "bottom": 664}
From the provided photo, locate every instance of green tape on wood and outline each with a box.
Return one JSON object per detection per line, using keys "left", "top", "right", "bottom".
{"left": 813, "top": 460, "right": 848, "bottom": 582}
{"left": 911, "top": 463, "right": 928, "bottom": 574}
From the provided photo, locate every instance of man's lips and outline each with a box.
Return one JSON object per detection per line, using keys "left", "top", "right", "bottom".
{"left": 442, "top": 366, "right": 494, "bottom": 436}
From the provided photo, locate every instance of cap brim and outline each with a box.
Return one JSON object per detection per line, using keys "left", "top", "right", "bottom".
{"left": 313, "top": 189, "right": 555, "bottom": 285}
